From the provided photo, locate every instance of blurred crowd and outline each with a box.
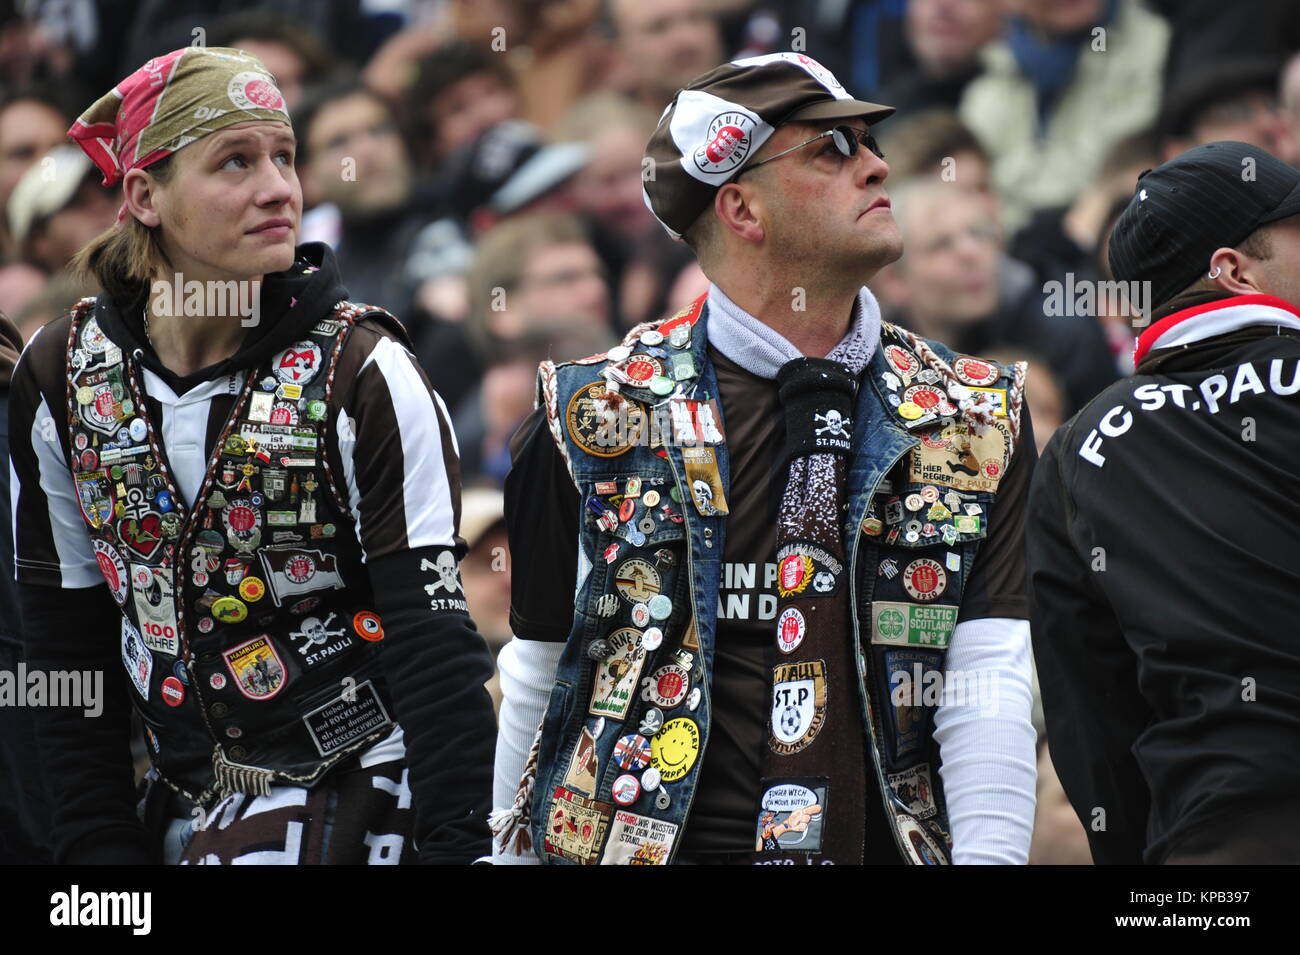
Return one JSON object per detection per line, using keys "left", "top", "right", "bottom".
{"left": 4, "top": 0, "right": 1300, "bottom": 865}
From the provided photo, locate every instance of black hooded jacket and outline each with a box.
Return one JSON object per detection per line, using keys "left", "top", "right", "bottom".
{"left": 1028, "top": 294, "right": 1300, "bottom": 863}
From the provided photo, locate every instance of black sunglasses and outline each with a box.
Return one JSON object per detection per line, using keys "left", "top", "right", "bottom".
{"left": 734, "top": 125, "right": 885, "bottom": 178}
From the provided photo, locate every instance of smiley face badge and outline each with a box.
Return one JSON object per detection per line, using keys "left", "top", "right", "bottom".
{"left": 649, "top": 717, "right": 700, "bottom": 783}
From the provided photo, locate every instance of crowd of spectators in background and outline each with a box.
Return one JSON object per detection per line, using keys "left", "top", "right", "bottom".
{"left": 4, "top": 0, "right": 1300, "bottom": 865}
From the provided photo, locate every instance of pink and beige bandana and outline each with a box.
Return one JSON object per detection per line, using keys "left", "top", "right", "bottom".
{"left": 68, "top": 46, "right": 290, "bottom": 190}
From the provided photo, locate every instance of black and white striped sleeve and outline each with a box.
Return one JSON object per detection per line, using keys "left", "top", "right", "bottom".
{"left": 329, "top": 319, "right": 495, "bottom": 863}
{"left": 331, "top": 323, "right": 463, "bottom": 562}
{"left": 8, "top": 321, "right": 101, "bottom": 589}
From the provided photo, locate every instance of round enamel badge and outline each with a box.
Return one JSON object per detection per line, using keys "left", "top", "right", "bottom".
{"left": 269, "top": 402, "right": 298, "bottom": 425}
{"left": 354, "top": 611, "right": 384, "bottom": 641}
{"left": 285, "top": 554, "right": 316, "bottom": 584}
{"left": 623, "top": 354, "right": 662, "bottom": 385}
{"left": 953, "top": 357, "right": 999, "bottom": 386}
{"left": 648, "top": 664, "right": 690, "bottom": 707}
{"left": 904, "top": 385, "right": 942, "bottom": 410}
{"left": 81, "top": 316, "right": 110, "bottom": 353}
{"left": 650, "top": 717, "right": 700, "bottom": 782}
{"left": 614, "top": 733, "right": 653, "bottom": 770}
{"left": 776, "top": 607, "right": 806, "bottom": 654}
{"left": 272, "top": 341, "right": 323, "bottom": 385}
{"left": 161, "top": 676, "right": 185, "bottom": 707}
{"left": 612, "top": 773, "right": 641, "bottom": 806}
{"left": 903, "top": 559, "right": 947, "bottom": 601}
{"left": 223, "top": 500, "right": 259, "bottom": 534}
{"left": 614, "top": 558, "right": 661, "bottom": 603}
{"left": 886, "top": 344, "right": 920, "bottom": 378}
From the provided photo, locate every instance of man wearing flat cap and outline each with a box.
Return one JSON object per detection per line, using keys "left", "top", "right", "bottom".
{"left": 492, "top": 53, "right": 1038, "bottom": 865}
{"left": 1029, "top": 141, "right": 1300, "bottom": 864}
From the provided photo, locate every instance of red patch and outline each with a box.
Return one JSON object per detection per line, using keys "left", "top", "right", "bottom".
{"left": 704, "top": 125, "right": 746, "bottom": 164}
{"left": 118, "top": 514, "right": 163, "bottom": 558}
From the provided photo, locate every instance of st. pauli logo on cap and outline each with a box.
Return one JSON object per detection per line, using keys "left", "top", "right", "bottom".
{"left": 791, "top": 53, "right": 843, "bottom": 92}
{"left": 693, "top": 112, "right": 756, "bottom": 175}
{"left": 731, "top": 52, "right": 852, "bottom": 99}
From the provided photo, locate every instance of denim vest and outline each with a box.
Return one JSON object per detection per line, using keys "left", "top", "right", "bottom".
{"left": 528, "top": 298, "right": 1025, "bottom": 864}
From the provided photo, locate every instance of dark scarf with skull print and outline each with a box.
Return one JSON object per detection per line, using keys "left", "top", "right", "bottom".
{"left": 701, "top": 282, "right": 880, "bottom": 864}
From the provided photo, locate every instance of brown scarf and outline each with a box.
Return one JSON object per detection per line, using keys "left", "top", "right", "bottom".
{"left": 754, "top": 357, "right": 866, "bottom": 864}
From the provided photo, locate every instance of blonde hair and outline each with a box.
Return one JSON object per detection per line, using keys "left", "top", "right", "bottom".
{"left": 67, "top": 156, "right": 175, "bottom": 303}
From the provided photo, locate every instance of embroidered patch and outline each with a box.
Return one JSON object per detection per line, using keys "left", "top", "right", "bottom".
{"left": 870, "top": 601, "right": 958, "bottom": 648}
{"left": 899, "top": 817, "right": 949, "bottom": 865}
{"left": 776, "top": 607, "right": 806, "bottom": 654}
{"left": 883, "top": 650, "right": 941, "bottom": 759}
{"left": 566, "top": 382, "right": 645, "bottom": 458}
{"left": 901, "top": 559, "right": 947, "bottom": 602}
{"left": 755, "top": 778, "right": 827, "bottom": 853}
{"left": 887, "top": 763, "right": 938, "bottom": 820}
{"left": 768, "top": 659, "right": 827, "bottom": 755}
{"left": 589, "top": 628, "right": 647, "bottom": 719}
{"left": 952, "top": 356, "right": 999, "bottom": 386}
{"left": 885, "top": 344, "right": 920, "bottom": 378}
{"left": 130, "top": 563, "right": 178, "bottom": 655}
{"left": 562, "top": 726, "right": 600, "bottom": 796}
{"left": 600, "top": 810, "right": 678, "bottom": 865}
{"left": 272, "top": 340, "right": 323, "bottom": 385}
{"left": 258, "top": 546, "right": 345, "bottom": 606}
{"left": 93, "top": 539, "right": 129, "bottom": 605}
{"left": 613, "top": 558, "right": 660, "bottom": 603}
{"left": 544, "top": 786, "right": 612, "bottom": 865}
{"left": 775, "top": 541, "right": 843, "bottom": 598}
{"left": 76, "top": 470, "right": 114, "bottom": 529}
{"left": 967, "top": 386, "right": 1008, "bottom": 416}
{"left": 287, "top": 612, "right": 355, "bottom": 666}
{"left": 906, "top": 419, "right": 1011, "bottom": 494}
{"left": 682, "top": 446, "right": 729, "bottom": 515}
{"left": 223, "top": 635, "right": 287, "bottom": 700}
{"left": 121, "top": 618, "right": 152, "bottom": 699}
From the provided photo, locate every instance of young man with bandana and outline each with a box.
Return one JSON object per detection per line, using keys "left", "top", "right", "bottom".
{"left": 492, "top": 54, "right": 1038, "bottom": 865}
{"left": 8, "top": 47, "right": 496, "bottom": 864}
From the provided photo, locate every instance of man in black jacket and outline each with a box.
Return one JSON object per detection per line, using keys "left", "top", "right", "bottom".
{"left": 1028, "top": 141, "right": 1300, "bottom": 864}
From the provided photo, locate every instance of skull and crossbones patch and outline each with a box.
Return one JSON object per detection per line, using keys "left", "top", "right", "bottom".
{"left": 813, "top": 409, "right": 852, "bottom": 450}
